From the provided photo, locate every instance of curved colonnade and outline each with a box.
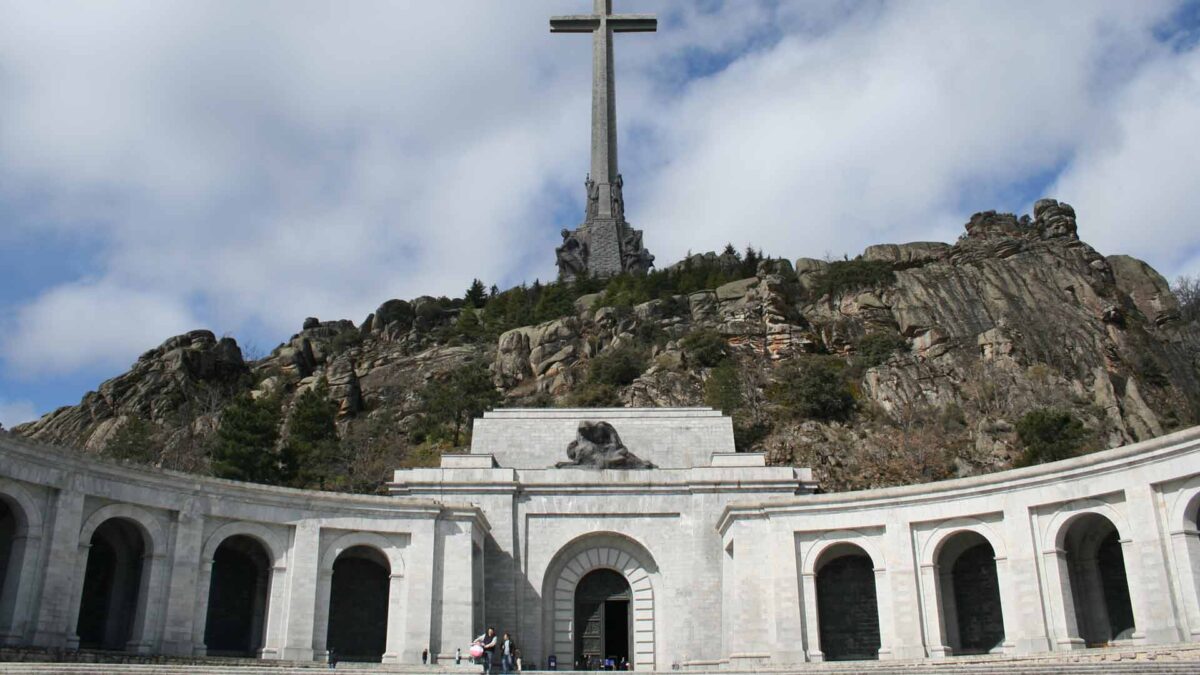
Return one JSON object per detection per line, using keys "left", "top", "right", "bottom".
{"left": 0, "top": 435, "right": 486, "bottom": 663}
{"left": 718, "top": 426, "right": 1200, "bottom": 666}
{"left": 0, "top": 426, "right": 1198, "bottom": 667}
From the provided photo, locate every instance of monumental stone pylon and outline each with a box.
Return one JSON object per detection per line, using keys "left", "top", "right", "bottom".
{"left": 552, "top": 0, "right": 656, "bottom": 281}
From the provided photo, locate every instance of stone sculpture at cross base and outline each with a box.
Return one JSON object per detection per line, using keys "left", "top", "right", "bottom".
{"left": 552, "top": 1, "right": 657, "bottom": 281}
{"left": 556, "top": 420, "right": 656, "bottom": 469}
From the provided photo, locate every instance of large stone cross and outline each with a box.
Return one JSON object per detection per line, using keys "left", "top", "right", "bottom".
{"left": 552, "top": 1, "right": 656, "bottom": 220}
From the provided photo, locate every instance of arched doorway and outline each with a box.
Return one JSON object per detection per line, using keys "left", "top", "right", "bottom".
{"left": 936, "top": 532, "right": 1004, "bottom": 654}
{"left": 815, "top": 543, "right": 880, "bottom": 661}
{"left": 575, "top": 569, "right": 631, "bottom": 669}
{"left": 203, "top": 535, "right": 271, "bottom": 656}
{"left": 542, "top": 534, "right": 658, "bottom": 671}
{"left": 1063, "top": 513, "right": 1135, "bottom": 645}
{"left": 76, "top": 518, "right": 148, "bottom": 650}
{"left": 326, "top": 546, "right": 390, "bottom": 662}
{"left": 0, "top": 500, "right": 15, "bottom": 612}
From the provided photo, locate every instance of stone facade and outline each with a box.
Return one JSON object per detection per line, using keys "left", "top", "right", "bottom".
{"left": 1, "top": 410, "right": 1200, "bottom": 669}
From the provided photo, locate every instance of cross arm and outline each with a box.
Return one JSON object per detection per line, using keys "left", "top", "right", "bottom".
{"left": 550, "top": 16, "right": 601, "bottom": 33}
{"left": 609, "top": 15, "right": 657, "bottom": 32}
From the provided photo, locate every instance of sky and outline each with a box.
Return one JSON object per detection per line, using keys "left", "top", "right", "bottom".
{"left": 1, "top": 0, "right": 1199, "bottom": 428}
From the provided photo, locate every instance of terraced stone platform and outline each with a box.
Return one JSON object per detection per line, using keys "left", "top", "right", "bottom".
{"left": 4, "top": 644, "right": 1200, "bottom": 675}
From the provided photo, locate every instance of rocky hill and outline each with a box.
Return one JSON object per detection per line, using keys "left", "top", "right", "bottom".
{"left": 13, "top": 199, "right": 1200, "bottom": 492}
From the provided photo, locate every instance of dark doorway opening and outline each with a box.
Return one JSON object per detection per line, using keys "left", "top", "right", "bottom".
{"left": 815, "top": 545, "right": 880, "bottom": 661}
{"left": 575, "top": 569, "right": 631, "bottom": 669}
{"left": 77, "top": 518, "right": 146, "bottom": 650}
{"left": 326, "top": 546, "right": 389, "bottom": 662}
{"left": 1064, "top": 513, "right": 1136, "bottom": 646}
{"left": 204, "top": 535, "right": 271, "bottom": 656}
{"left": 0, "top": 500, "right": 15, "bottom": 611}
{"left": 943, "top": 534, "right": 1005, "bottom": 654}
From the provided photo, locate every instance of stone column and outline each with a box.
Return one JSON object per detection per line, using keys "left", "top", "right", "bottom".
{"left": 280, "top": 521, "right": 321, "bottom": 661}
{"left": 260, "top": 562, "right": 289, "bottom": 659}
{"left": 1169, "top": 529, "right": 1200, "bottom": 637}
{"left": 918, "top": 562, "right": 949, "bottom": 657}
{"left": 310, "top": 568, "right": 333, "bottom": 660}
{"left": 768, "top": 529, "right": 804, "bottom": 665}
{"left": 799, "top": 571, "right": 823, "bottom": 662}
{"left": 1123, "top": 484, "right": 1180, "bottom": 643}
{"left": 433, "top": 517, "right": 476, "bottom": 663}
{"left": 61, "top": 539, "right": 94, "bottom": 650}
{"left": 1042, "top": 548, "right": 1085, "bottom": 650}
{"left": 161, "top": 512, "right": 204, "bottom": 656}
{"left": 126, "top": 550, "right": 170, "bottom": 653}
{"left": 873, "top": 564, "right": 896, "bottom": 659}
{"left": 993, "top": 554, "right": 1020, "bottom": 653}
{"left": 190, "top": 558, "right": 214, "bottom": 655}
{"left": 402, "top": 519, "right": 437, "bottom": 665}
{"left": 0, "top": 530, "right": 42, "bottom": 645}
{"left": 727, "top": 517, "right": 771, "bottom": 667}
{"left": 31, "top": 487, "right": 84, "bottom": 648}
{"left": 382, "top": 573, "right": 406, "bottom": 663}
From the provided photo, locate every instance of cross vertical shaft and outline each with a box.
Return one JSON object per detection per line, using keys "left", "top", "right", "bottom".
{"left": 551, "top": 1, "right": 657, "bottom": 281}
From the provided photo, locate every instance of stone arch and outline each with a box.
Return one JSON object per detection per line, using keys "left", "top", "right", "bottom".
{"left": 1043, "top": 499, "right": 1131, "bottom": 553}
{"left": 0, "top": 480, "right": 42, "bottom": 645}
{"left": 201, "top": 522, "right": 287, "bottom": 567}
{"left": 1167, "top": 476, "right": 1200, "bottom": 636}
{"left": 801, "top": 529, "right": 885, "bottom": 576}
{"left": 203, "top": 535, "right": 273, "bottom": 657}
{"left": 541, "top": 532, "right": 658, "bottom": 671}
{"left": 813, "top": 542, "right": 881, "bottom": 661}
{"left": 1051, "top": 509, "right": 1136, "bottom": 646}
{"left": 320, "top": 531, "right": 403, "bottom": 576}
{"left": 922, "top": 518, "right": 1007, "bottom": 567}
{"left": 313, "top": 532, "right": 406, "bottom": 663}
{"left": 74, "top": 507, "right": 164, "bottom": 651}
{"left": 933, "top": 530, "right": 1005, "bottom": 655}
{"left": 193, "top": 522, "right": 289, "bottom": 658}
{"left": 78, "top": 504, "right": 167, "bottom": 559}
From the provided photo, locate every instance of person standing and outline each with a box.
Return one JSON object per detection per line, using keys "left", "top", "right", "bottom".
{"left": 475, "top": 627, "right": 498, "bottom": 674}
{"left": 500, "top": 632, "right": 514, "bottom": 674}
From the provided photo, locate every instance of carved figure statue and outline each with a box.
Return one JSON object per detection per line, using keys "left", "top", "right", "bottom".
{"left": 556, "top": 228, "right": 589, "bottom": 279}
{"left": 556, "top": 421, "right": 655, "bottom": 469}
{"left": 621, "top": 228, "right": 655, "bottom": 274}
{"left": 586, "top": 175, "right": 600, "bottom": 220}
{"left": 610, "top": 174, "right": 625, "bottom": 221}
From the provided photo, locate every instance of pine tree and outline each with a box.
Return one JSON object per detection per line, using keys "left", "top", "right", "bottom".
{"left": 103, "top": 417, "right": 159, "bottom": 464}
{"left": 465, "top": 278, "right": 488, "bottom": 308}
{"left": 421, "top": 362, "right": 503, "bottom": 446}
{"left": 210, "top": 393, "right": 283, "bottom": 484}
{"left": 283, "top": 380, "right": 342, "bottom": 489}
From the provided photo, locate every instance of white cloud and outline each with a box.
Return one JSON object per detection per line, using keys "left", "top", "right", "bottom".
{"left": 0, "top": 399, "right": 37, "bottom": 429}
{"left": 4, "top": 281, "right": 198, "bottom": 378}
{"left": 1049, "top": 46, "right": 1200, "bottom": 278}
{"left": 0, "top": 0, "right": 1197, "bottom": 380}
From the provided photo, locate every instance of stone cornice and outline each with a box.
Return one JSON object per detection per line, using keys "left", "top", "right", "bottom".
{"left": 0, "top": 435, "right": 476, "bottom": 520}
{"left": 716, "top": 424, "right": 1200, "bottom": 534}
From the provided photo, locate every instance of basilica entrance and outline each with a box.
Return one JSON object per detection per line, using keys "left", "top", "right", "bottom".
{"left": 574, "top": 569, "right": 631, "bottom": 669}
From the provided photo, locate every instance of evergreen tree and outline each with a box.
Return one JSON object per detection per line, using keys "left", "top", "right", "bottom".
{"left": 104, "top": 416, "right": 158, "bottom": 464}
{"left": 421, "top": 362, "right": 502, "bottom": 446}
{"left": 210, "top": 393, "right": 283, "bottom": 484}
{"left": 283, "top": 380, "right": 342, "bottom": 489}
{"left": 465, "top": 278, "right": 488, "bottom": 308}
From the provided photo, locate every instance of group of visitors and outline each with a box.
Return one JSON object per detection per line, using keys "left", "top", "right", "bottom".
{"left": 473, "top": 627, "right": 522, "bottom": 673}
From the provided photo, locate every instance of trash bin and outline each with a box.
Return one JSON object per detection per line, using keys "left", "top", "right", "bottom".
{"left": 547, "top": 654, "right": 557, "bottom": 671}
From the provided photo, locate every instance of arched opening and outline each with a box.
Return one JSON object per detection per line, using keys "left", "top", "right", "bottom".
{"left": 936, "top": 531, "right": 1004, "bottom": 654}
{"left": 1063, "top": 513, "right": 1135, "bottom": 645}
{"left": 326, "top": 546, "right": 389, "bottom": 662}
{"left": 574, "top": 569, "right": 631, "bottom": 670}
{"left": 76, "top": 518, "right": 148, "bottom": 650}
{"left": 815, "top": 543, "right": 880, "bottom": 661}
{"left": 204, "top": 535, "right": 271, "bottom": 657}
{"left": 542, "top": 534, "right": 658, "bottom": 671}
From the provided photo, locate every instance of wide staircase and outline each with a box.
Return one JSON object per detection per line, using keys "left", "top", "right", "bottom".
{"left": 3, "top": 645, "right": 1200, "bottom": 675}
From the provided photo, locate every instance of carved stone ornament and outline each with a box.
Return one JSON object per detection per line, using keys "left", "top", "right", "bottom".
{"left": 556, "top": 421, "right": 656, "bottom": 469}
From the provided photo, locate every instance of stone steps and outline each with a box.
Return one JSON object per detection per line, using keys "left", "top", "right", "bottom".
{"left": 3, "top": 665, "right": 1200, "bottom": 675}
